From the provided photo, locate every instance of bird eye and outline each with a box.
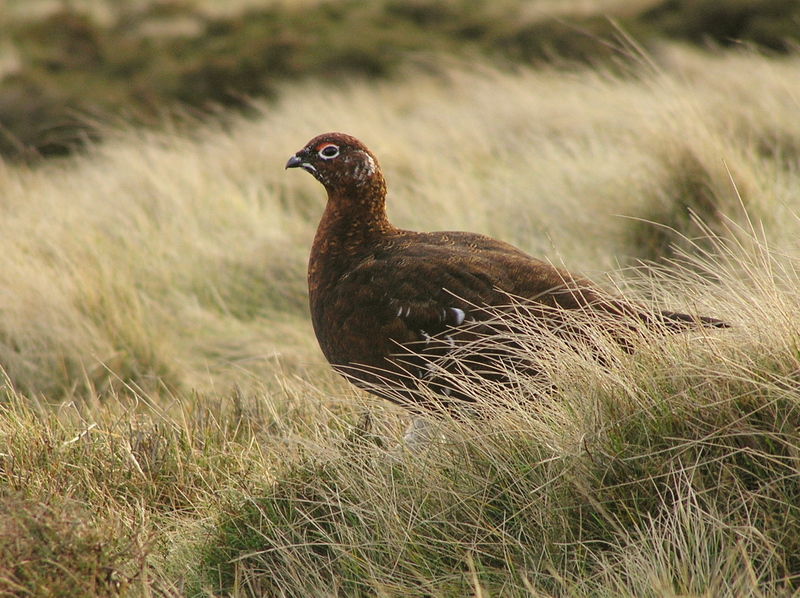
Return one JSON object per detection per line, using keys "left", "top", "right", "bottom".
{"left": 318, "top": 144, "right": 340, "bottom": 159}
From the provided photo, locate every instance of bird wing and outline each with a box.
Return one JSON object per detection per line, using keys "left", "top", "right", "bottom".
{"left": 324, "top": 231, "right": 599, "bottom": 403}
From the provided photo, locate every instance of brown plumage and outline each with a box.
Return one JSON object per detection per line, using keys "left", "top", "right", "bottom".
{"left": 286, "top": 132, "right": 726, "bottom": 413}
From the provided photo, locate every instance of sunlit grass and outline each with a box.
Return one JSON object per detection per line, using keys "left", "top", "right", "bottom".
{"left": 195, "top": 244, "right": 800, "bottom": 595}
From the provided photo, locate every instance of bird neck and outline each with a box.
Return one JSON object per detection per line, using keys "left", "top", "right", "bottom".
{"left": 314, "top": 179, "right": 396, "bottom": 254}
{"left": 308, "top": 180, "right": 397, "bottom": 298}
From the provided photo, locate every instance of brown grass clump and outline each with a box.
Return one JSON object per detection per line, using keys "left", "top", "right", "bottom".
{"left": 0, "top": 494, "right": 143, "bottom": 597}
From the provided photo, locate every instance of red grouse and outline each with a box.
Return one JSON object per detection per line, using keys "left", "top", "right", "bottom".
{"left": 286, "top": 132, "right": 726, "bottom": 413}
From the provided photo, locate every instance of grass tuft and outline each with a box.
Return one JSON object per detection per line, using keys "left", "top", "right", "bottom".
{"left": 0, "top": 493, "right": 145, "bottom": 597}
{"left": 197, "top": 304, "right": 800, "bottom": 595}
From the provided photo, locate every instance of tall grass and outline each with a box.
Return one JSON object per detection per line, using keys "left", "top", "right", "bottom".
{"left": 2, "top": 45, "right": 800, "bottom": 595}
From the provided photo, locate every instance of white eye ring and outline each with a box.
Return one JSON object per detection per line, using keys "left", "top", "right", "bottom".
{"left": 318, "top": 144, "right": 340, "bottom": 159}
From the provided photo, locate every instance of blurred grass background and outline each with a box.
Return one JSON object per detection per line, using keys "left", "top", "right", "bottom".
{"left": 2, "top": 1, "right": 800, "bottom": 597}
{"left": 0, "top": 0, "right": 798, "bottom": 160}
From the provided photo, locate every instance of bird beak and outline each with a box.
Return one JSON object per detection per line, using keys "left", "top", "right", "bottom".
{"left": 285, "top": 153, "right": 317, "bottom": 174}
{"left": 285, "top": 154, "right": 303, "bottom": 169}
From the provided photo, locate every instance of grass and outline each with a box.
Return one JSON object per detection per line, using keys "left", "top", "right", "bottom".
{"left": 2, "top": 42, "right": 800, "bottom": 595}
{"left": 0, "top": 0, "right": 798, "bottom": 159}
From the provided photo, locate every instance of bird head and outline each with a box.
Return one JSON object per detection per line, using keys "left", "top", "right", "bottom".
{"left": 285, "top": 132, "right": 382, "bottom": 192}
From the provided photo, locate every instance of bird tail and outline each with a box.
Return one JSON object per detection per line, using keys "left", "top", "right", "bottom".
{"left": 656, "top": 310, "right": 730, "bottom": 330}
{"left": 597, "top": 296, "right": 729, "bottom": 332}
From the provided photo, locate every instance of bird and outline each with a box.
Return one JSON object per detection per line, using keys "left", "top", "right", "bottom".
{"left": 286, "top": 132, "right": 727, "bottom": 415}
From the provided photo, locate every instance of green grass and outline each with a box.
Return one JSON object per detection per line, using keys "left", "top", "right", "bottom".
{"left": 2, "top": 42, "right": 800, "bottom": 596}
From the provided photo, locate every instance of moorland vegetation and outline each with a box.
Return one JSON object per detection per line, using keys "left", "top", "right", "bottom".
{"left": 1, "top": 1, "right": 800, "bottom": 596}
